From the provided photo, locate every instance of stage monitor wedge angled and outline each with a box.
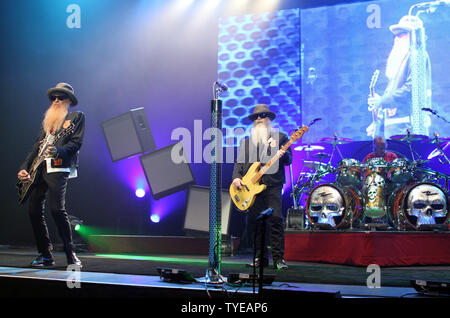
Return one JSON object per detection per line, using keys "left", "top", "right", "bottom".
{"left": 183, "top": 185, "right": 231, "bottom": 236}
{"left": 102, "top": 107, "right": 156, "bottom": 162}
{"left": 140, "top": 142, "right": 195, "bottom": 200}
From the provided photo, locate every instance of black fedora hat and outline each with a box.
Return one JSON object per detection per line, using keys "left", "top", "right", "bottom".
{"left": 47, "top": 82, "right": 78, "bottom": 106}
{"left": 248, "top": 104, "right": 276, "bottom": 121}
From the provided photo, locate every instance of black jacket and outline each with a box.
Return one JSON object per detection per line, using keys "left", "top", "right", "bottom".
{"left": 20, "top": 111, "right": 85, "bottom": 171}
{"left": 232, "top": 131, "right": 292, "bottom": 187}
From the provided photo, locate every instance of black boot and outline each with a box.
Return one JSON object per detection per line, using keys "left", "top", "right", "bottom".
{"left": 31, "top": 254, "right": 55, "bottom": 268}
{"left": 66, "top": 251, "right": 82, "bottom": 268}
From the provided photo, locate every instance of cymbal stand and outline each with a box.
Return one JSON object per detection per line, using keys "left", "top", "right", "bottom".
{"left": 405, "top": 129, "right": 416, "bottom": 162}
{"left": 330, "top": 133, "right": 344, "bottom": 163}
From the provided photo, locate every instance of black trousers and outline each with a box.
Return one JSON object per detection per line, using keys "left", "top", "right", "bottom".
{"left": 247, "top": 185, "right": 285, "bottom": 263}
{"left": 28, "top": 164, "right": 73, "bottom": 257}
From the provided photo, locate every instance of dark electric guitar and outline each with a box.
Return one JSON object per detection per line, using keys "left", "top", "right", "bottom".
{"left": 17, "top": 123, "right": 74, "bottom": 204}
{"left": 367, "top": 69, "right": 381, "bottom": 138}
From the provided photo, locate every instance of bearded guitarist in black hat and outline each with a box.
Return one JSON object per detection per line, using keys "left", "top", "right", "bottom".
{"left": 17, "top": 83, "right": 85, "bottom": 268}
{"left": 231, "top": 104, "right": 292, "bottom": 270}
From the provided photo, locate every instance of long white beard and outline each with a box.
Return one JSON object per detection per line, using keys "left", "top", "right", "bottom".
{"left": 251, "top": 123, "right": 271, "bottom": 146}
{"left": 385, "top": 37, "right": 410, "bottom": 80}
{"left": 42, "top": 104, "right": 68, "bottom": 134}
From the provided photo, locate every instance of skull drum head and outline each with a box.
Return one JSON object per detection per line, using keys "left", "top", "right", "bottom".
{"left": 306, "top": 183, "right": 362, "bottom": 229}
{"left": 389, "top": 182, "right": 449, "bottom": 230}
{"left": 407, "top": 183, "right": 447, "bottom": 226}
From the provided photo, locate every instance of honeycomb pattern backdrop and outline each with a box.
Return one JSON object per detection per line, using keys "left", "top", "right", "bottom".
{"left": 218, "top": 9, "right": 301, "bottom": 147}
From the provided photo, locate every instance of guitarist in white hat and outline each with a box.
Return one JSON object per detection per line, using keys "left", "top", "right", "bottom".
{"left": 17, "top": 83, "right": 85, "bottom": 268}
{"left": 231, "top": 104, "right": 292, "bottom": 270}
{"left": 367, "top": 15, "right": 431, "bottom": 139}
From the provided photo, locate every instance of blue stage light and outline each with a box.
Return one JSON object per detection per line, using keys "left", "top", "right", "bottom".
{"left": 150, "top": 214, "right": 160, "bottom": 223}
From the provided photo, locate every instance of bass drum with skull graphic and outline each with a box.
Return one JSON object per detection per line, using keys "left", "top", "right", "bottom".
{"left": 389, "top": 182, "right": 449, "bottom": 230}
{"left": 306, "top": 183, "right": 363, "bottom": 229}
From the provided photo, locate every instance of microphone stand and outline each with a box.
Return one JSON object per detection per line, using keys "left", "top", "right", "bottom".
{"left": 255, "top": 208, "right": 273, "bottom": 297}
{"left": 423, "top": 108, "right": 450, "bottom": 125}
{"left": 206, "top": 81, "right": 225, "bottom": 284}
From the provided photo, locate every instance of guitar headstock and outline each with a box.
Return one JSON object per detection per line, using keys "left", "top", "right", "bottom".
{"left": 290, "top": 118, "right": 321, "bottom": 143}
{"left": 369, "top": 70, "right": 380, "bottom": 92}
{"left": 290, "top": 126, "right": 308, "bottom": 143}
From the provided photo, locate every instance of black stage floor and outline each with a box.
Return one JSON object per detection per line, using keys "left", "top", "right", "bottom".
{"left": 0, "top": 246, "right": 449, "bottom": 305}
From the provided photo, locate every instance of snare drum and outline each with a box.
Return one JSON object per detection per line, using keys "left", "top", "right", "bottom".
{"left": 337, "top": 159, "right": 362, "bottom": 187}
{"left": 388, "top": 158, "right": 412, "bottom": 183}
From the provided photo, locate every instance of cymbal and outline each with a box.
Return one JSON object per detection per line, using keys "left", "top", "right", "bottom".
{"left": 319, "top": 136, "right": 353, "bottom": 144}
{"left": 389, "top": 134, "right": 429, "bottom": 141}
{"left": 313, "top": 152, "right": 331, "bottom": 159}
{"left": 427, "top": 141, "right": 450, "bottom": 159}
{"left": 294, "top": 145, "right": 325, "bottom": 152}
{"left": 429, "top": 137, "right": 450, "bottom": 144}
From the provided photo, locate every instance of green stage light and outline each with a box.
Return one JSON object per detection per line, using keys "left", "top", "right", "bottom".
{"left": 74, "top": 224, "right": 81, "bottom": 231}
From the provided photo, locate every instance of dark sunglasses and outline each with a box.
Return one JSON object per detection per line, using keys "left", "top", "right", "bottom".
{"left": 50, "top": 94, "right": 68, "bottom": 101}
{"left": 256, "top": 113, "right": 270, "bottom": 119}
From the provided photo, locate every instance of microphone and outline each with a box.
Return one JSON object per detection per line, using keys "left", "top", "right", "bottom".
{"left": 422, "top": 107, "right": 437, "bottom": 115}
{"left": 215, "top": 81, "right": 228, "bottom": 92}
{"left": 257, "top": 208, "right": 273, "bottom": 220}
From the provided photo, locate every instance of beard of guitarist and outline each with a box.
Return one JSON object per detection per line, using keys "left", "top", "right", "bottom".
{"left": 17, "top": 83, "right": 85, "bottom": 268}
{"left": 231, "top": 104, "right": 292, "bottom": 270}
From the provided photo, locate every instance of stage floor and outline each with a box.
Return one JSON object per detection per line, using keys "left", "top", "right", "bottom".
{"left": 0, "top": 246, "right": 449, "bottom": 302}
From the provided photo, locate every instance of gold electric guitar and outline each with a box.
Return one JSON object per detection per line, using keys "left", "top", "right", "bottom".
{"left": 230, "top": 118, "right": 321, "bottom": 211}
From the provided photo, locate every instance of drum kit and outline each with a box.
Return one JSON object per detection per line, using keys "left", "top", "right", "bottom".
{"left": 292, "top": 133, "right": 450, "bottom": 231}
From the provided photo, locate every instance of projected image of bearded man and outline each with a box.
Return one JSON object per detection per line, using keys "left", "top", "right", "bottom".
{"left": 366, "top": 15, "right": 431, "bottom": 139}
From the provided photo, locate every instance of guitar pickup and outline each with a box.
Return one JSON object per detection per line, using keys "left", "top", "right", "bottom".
{"left": 234, "top": 195, "right": 240, "bottom": 202}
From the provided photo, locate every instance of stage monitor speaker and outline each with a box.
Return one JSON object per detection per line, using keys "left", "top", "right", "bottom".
{"left": 140, "top": 142, "right": 195, "bottom": 200}
{"left": 101, "top": 107, "right": 156, "bottom": 162}
{"left": 411, "top": 279, "right": 450, "bottom": 296}
{"left": 183, "top": 185, "right": 232, "bottom": 236}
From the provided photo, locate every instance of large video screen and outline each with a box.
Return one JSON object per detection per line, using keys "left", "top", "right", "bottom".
{"left": 301, "top": 0, "right": 450, "bottom": 143}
